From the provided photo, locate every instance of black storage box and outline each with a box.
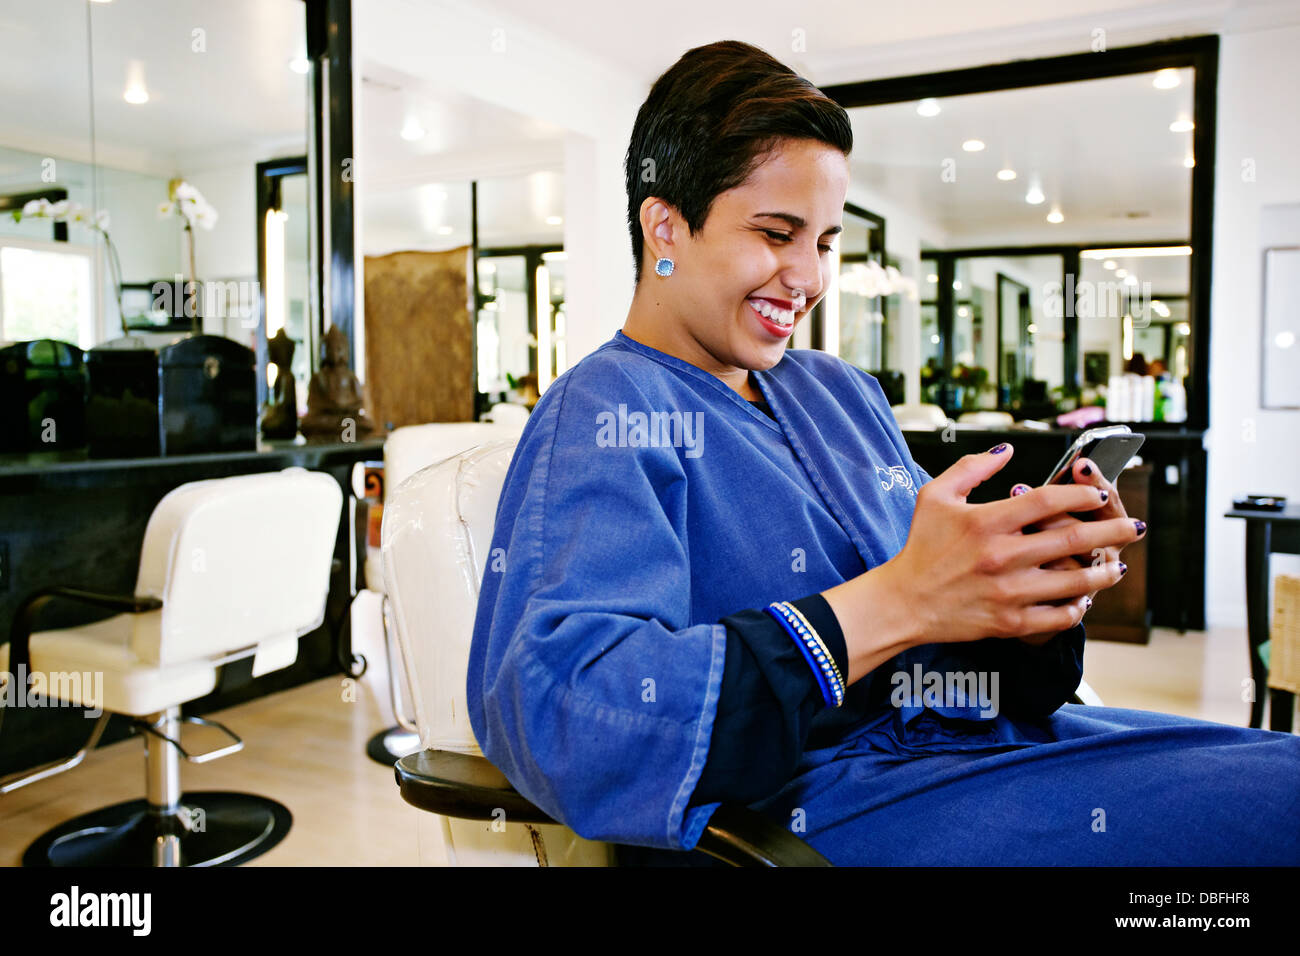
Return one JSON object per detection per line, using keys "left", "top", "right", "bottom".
{"left": 0, "top": 339, "right": 88, "bottom": 453}
{"left": 87, "top": 334, "right": 257, "bottom": 457}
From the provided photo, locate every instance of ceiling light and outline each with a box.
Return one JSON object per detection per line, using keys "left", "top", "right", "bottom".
{"left": 962, "top": 139, "right": 985, "bottom": 152}
{"left": 1124, "top": 274, "right": 1139, "bottom": 286}
{"left": 1169, "top": 118, "right": 1194, "bottom": 133}
{"left": 288, "top": 57, "right": 311, "bottom": 75}
{"left": 1151, "top": 300, "right": 1170, "bottom": 318}
{"left": 1047, "top": 209, "right": 1064, "bottom": 224}
{"left": 123, "top": 59, "right": 148, "bottom": 104}
{"left": 957, "top": 306, "right": 969, "bottom": 317}
{"left": 1103, "top": 260, "right": 1117, "bottom": 270}
{"left": 996, "top": 168, "right": 1017, "bottom": 181}
{"left": 1082, "top": 246, "right": 1192, "bottom": 259}
{"left": 1184, "top": 155, "right": 1195, "bottom": 168}
{"left": 952, "top": 280, "right": 962, "bottom": 291}
{"left": 1153, "top": 69, "right": 1181, "bottom": 90}
{"left": 1176, "top": 322, "right": 1191, "bottom": 336}
{"left": 916, "top": 98, "right": 940, "bottom": 117}
{"left": 1025, "top": 185, "right": 1045, "bottom": 205}
{"left": 1027, "top": 324, "right": 1039, "bottom": 334}
{"left": 1115, "top": 269, "right": 1128, "bottom": 278}
{"left": 930, "top": 334, "right": 941, "bottom": 344}
{"left": 926, "top": 273, "right": 938, "bottom": 283}
{"left": 545, "top": 215, "right": 563, "bottom": 226}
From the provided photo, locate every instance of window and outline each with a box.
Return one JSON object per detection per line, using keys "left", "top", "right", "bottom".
{"left": 0, "top": 240, "right": 96, "bottom": 349}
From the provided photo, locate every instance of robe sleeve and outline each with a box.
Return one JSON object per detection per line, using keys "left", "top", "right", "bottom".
{"left": 467, "top": 366, "right": 731, "bottom": 851}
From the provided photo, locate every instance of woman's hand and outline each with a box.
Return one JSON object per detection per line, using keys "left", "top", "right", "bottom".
{"left": 1008, "top": 455, "right": 1145, "bottom": 645}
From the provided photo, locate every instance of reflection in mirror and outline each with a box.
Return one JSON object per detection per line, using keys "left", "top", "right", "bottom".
{"left": 0, "top": 0, "right": 312, "bottom": 372}
{"left": 842, "top": 65, "right": 1196, "bottom": 422}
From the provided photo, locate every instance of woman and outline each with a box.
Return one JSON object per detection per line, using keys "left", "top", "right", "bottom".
{"left": 467, "top": 41, "right": 1300, "bottom": 865}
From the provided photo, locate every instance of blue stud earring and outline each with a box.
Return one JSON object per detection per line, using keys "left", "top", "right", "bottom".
{"left": 655, "top": 257, "right": 674, "bottom": 277}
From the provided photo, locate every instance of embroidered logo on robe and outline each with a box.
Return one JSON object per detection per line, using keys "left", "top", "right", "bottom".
{"left": 876, "top": 464, "right": 916, "bottom": 496}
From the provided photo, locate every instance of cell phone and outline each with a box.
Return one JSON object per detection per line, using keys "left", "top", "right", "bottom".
{"left": 1042, "top": 425, "right": 1146, "bottom": 487}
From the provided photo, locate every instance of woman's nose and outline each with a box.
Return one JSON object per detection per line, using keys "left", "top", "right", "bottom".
{"left": 783, "top": 243, "right": 824, "bottom": 301}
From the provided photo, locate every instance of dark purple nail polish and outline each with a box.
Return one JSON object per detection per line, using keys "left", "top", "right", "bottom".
{"left": 1099, "top": 490, "right": 1108, "bottom": 503}
{"left": 1084, "top": 596, "right": 1093, "bottom": 609}
{"left": 1134, "top": 519, "right": 1146, "bottom": 536}
{"left": 1119, "top": 561, "right": 1128, "bottom": 576}
{"left": 989, "top": 443, "right": 1008, "bottom": 454}
{"left": 1011, "top": 483, "right": 1029, "bottom": 496}
{"left": 1081, "top": 462, "right": 1093, "bottom": 476}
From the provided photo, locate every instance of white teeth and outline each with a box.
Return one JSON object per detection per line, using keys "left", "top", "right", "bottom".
{"left": 750, "top": 299, "right": 794, "bottom": 327}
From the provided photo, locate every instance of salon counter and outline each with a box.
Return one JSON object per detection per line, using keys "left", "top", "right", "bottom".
{"left": 0, "top": 439, "right": 384, "bottom": 776}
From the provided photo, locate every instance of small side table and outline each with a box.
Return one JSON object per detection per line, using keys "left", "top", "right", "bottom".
{"left": 1224, "top": 504, "right": 1300, "bottom": 731}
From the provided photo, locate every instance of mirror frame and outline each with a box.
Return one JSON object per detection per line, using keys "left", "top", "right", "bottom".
{"left": 821, "top": 35, "right": 1219, "bottom": 430}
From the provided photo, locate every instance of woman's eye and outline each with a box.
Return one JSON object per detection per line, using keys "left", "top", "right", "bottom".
{"left": 764, "top": 229, "right": 833, "bottom": 254}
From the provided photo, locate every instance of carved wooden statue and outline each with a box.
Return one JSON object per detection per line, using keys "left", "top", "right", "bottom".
{"left": 300, "top": 324, "right": 375, "bottom": 440}
{"left": 259, "top": 328, "right": 299, "bottom": 439}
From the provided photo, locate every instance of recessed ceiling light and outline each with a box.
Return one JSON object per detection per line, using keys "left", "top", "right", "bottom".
{"left": 996, "top": 168, "right": 1017, "bottom": 181}
{"left": 1115, "top": 269, "right": 1128, "bottom": 278}
{"left": 1027, "top": 324, "right": 1039, "bottom": 334}
{"left": 1151, "top": 301, "right": 1171, "bottom": 318}
{"left": 1025, "top": 185, "right": 1045, "bottom": 205}
{"left": 1103, "top": 260, "right": 1117, "bottom": 270}
{"left": 926, "top": 273, "right": 938, "bottom": 283}
{"left": 124, "top": 60, "right": 148, "bottom": 104}
{"left": 1176, "top": 322, "right": 1191, "bottom": 336}
{"left": 1124, "top": 274, "right": 1139, "bottom": 286}
{"left": 436, "top": 225, "right": 453, "bottom": 235}
{"left": 962, "top": 139, "right": 985, "bottom": 152}
{"left": 1184, "top": 155, "right": 1195, "bottom": 168}
{"left": 400, "top": 118, "right": 426, "bottom": 141}
{"left": 1170, "top": 118, "right": 1194, "bottom": 133}
{"left": 930, "top": 334, "right": 941, "bottom": 344}
{"left": 957, "top": 306, "right": 969, "bottom": 317}
{"left": 952, "top": 280, "right": 963, "bottom": 291}
{"left": 916, "top": 98, "right": 940, "bottom": 117}
{"left": 1046, "top": 209, "right": 1064, "bottom": 224}
{"left": 1153, "top": 68, "right": 1181, "bottom": 90}
{"left": 288, "top": 57, "right": 311, "bottom": 75}
{"left": 545, "top": 215, "right": 563, "bottom": 226}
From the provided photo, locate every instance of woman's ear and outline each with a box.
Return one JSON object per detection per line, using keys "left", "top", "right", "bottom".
{"left": 640, "top": 197, "right": 679, "bottom": 260}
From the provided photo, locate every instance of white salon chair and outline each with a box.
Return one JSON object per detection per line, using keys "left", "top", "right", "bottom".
{"left": 0, "top": 467, "right": 342, "bottom": 866}
{"left": 382, "top": 440, "right": 832, "bottom": 866}
{"left": 356, "top": 421, "right": 525, "bottom": 767}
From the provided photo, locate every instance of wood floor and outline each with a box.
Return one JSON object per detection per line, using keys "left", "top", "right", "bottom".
{"left": 0, "top": 624, "right": 1288, "bottom": 866}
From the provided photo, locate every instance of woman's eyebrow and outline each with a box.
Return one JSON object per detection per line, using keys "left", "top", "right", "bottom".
{"left": 753, "top": 211, "right": 843, "bottom": 236}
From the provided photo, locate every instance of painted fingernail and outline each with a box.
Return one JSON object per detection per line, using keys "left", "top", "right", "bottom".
{"left": 1080, "top": 462, "right": 1093, "bottom": 476}
{"left": 1119, "top": 561, "right": 1128, "bottom": 576}
{"left": 1099, "top": 490, "right": 1108, "bottom": 503}
{"left": 989, "top": 443, "right": 1008, "bottom": 454}
{"left": 1011, "top": 483, "right": 1030, "bottom": 496}
{"left": 1084, "top": 596, "right": 1093, "bottom": 609}
{"left": 1134, "top": 519, "right": 1146, "bottom": 536}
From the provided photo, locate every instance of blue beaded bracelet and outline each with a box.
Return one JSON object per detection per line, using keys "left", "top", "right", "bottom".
{"left": 764, "top": 601, "right": 845, "bottom": 708}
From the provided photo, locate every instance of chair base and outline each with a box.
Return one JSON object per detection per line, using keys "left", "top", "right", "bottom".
{"left": 22, "top": 791, "right": 292, "bottom": 867}
{"left": 366, "top": 725, "right": 421, "bottom": 767}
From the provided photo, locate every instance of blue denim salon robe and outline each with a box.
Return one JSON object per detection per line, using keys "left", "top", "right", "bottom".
{"left": 467, "top": 330, "right": 1300, "bottom": 864}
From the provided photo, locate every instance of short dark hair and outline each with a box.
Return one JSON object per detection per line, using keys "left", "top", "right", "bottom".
{"left": 624, "top": 40, "right": 853, "bottom": 286}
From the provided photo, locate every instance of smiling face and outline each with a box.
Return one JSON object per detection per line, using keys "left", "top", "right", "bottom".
{"left": 625, "top": 137, "right": 850, "bottom": 387}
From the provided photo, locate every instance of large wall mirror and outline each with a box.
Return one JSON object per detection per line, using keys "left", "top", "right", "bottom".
{"left": 822, "top": 38, "right": 1216, "bottom": 429}
{"left": 0, "top": 0, "right": 329, "bottom": 413}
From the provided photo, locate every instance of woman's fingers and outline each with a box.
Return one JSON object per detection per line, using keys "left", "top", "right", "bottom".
{"left": 1069, "top": 457, "right": 1130, "bottom": 522}
{"left": 1013, "top": 561, "right": 1125, "bottom": 605}
{"left": 991, "top": 481, "right": 1108, "bottom": 532}
{"left": 1011, "top": 515, "right": 1144, "bottom": 569}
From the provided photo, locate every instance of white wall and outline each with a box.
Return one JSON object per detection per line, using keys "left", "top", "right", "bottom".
{"left": 1205, "top": 21, "right": 1300, "bottom": 626}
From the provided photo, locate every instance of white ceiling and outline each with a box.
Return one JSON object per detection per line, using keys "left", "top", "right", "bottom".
{"left": 848, "top": 68, "right": 1195, "bottom": 246}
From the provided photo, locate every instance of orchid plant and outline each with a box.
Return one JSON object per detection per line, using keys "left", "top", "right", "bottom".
{"left": 159, "top": 179, "right": 217, "bottom": 333}
{"left": 11, "top": 197, "right": 127, "bottom": 333}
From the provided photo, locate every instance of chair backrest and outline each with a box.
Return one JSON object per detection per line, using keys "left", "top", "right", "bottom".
{"left": 384, "top": 422, "right": 522, "bottom": 490}
{"left": 381, "top": 439, "right": 612, "bottom": 865}
{"left": 131, "top": 467, "right": 342, "bottom": 667}
{"left": 381, "top": 439, "right": 514, "bottom": 754}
